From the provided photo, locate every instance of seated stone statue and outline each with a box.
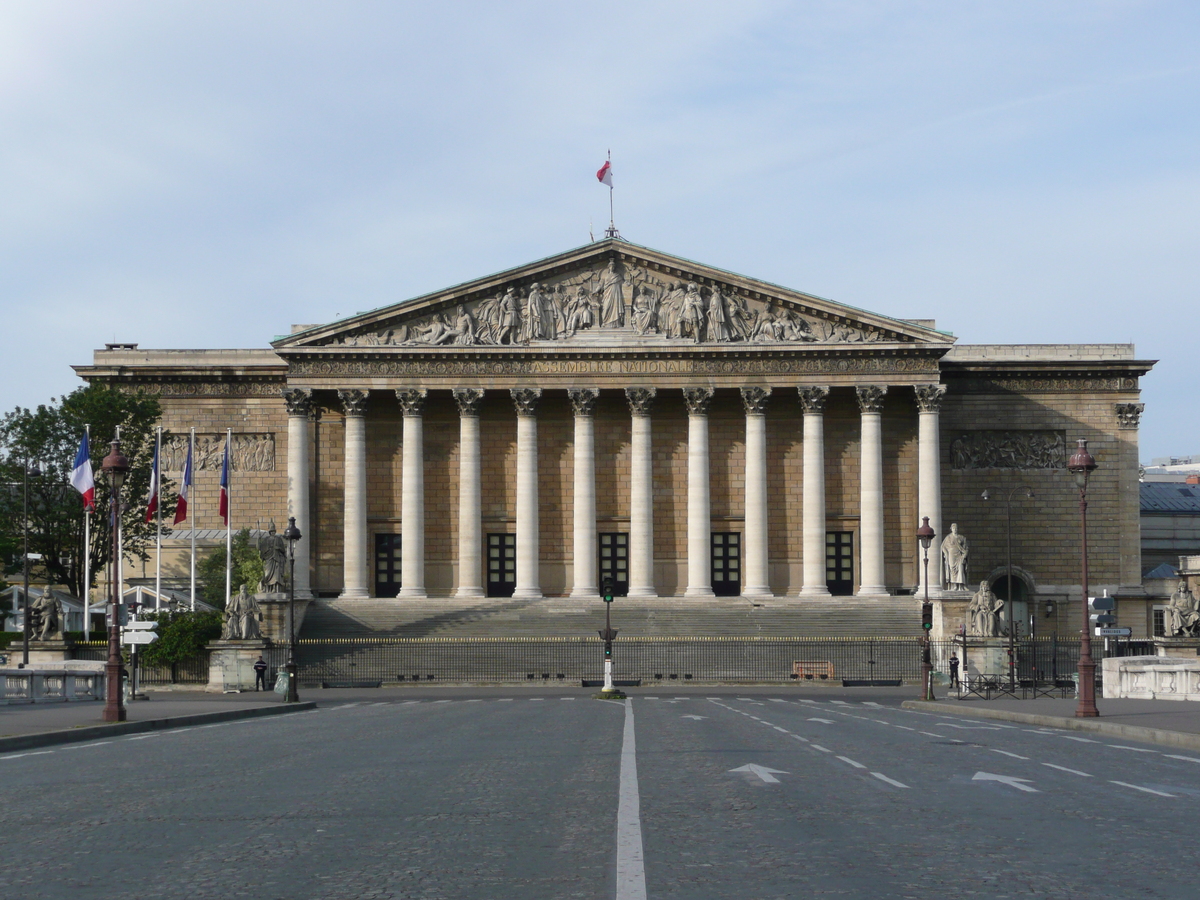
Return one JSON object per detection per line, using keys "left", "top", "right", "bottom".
{"left": 968, "top": 581, "right": 1004, "bottom": 637}
{"left": 1165, "top": 581, "right": 1199, "bottom": 637}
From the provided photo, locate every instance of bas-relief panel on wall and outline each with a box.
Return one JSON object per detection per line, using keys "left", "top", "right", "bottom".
{"left": 312, "top": 259, "right": 907, "bottom": 349}
{"left": 949, "top": 431, "right": 1066, "bottom": 470}
{"left": 161, "top": 433, "right": 275, "bottom": 472}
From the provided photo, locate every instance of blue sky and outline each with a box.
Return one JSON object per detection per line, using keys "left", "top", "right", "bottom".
{"left": 1, "top": 2, "right": 1195, "bottom": 460}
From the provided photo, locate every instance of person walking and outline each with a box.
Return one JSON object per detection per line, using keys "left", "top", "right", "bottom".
{"left": 253, "top": 655, "right": 268, "bottom": 691}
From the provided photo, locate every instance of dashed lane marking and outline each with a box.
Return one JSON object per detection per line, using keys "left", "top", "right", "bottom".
{"left": 1043, "top": 763, "right": 1092, "bottom": 777}
{"left": 920, "top": 732, "right": 942, "bottom": 737}
{"left": 773, "top": 726, "right": 788, "bottom": 733}
{"left": 990, "top": 749, "right": 1029, "bottom": 760}
{"left": 1108, "top": 745, "right": 1156, "bottom": 753}
{"left": 871, "top": 772, "right": 910, "bottom": 788}
{"left": 1111, "top": 780, "right": 1175, "bottom": 798}
{"left": 1, "top": 750, "right": 54, "bottom": 760}
{"left": 1062, "top": 736, "right": 1099, "bottom": 743}
{"left": 59, "top": 741, "right": 114, "bottom": 750}
{"left": 811, "top": 744, "right": 832, "bottom": 753}
{"left": 1165, "top": 754, "right": 1200, "bottom": 764}
{"left": 837, "top": 756, "right": 867, "bottom": 769}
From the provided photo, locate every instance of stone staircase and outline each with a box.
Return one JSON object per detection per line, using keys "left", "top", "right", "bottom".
{"left": 299, "top": 596, "right": 922, "bottom": 639}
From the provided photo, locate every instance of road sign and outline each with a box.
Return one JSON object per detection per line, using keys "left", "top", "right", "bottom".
{"left": 122, "top": 631, "right": 158, "bottom": 645}
{"left": 125, "top": 621, "right": 157, "bottom": 630}
{"left": 1090, "top": 596, "right": 1115, "bottom": 611}
{"left": 1098, "top": 627, "right": 1132, "bottom": 637}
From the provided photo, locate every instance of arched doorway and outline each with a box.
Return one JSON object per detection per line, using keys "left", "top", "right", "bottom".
{"left": 989, "top": 569, "right": 1034, "bottom": 638}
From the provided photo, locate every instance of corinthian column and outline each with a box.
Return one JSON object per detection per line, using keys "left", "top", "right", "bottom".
{"left": 625, "top": 388, "right": 657, "bottom": 599}
{"left": 511, "top": 389, "right": 543, "bottom": 599}
{"left": 568, "top": 389, "right": 600, "bottom": 598}
{"left": 453, "top": 389, "right": 485, "bottom": 598}
{"left": 684, "top": 387, "right": 715, "bottom": 598}
{"left": 396, "top": 389, "right": 427, "bottom": 598}
{"left": 856, "top": 385, "right": 888, "bottom": 596}
{"left": 741, "top": 387, "right": 772, "bottom": 599}
{"left": 915, "top": 385, "right": 946, "bottom": 596}
{"left": 798, "top": 386, "right": 831, "bottom": 597}
{"left": 337, "top": 389, "right": 369, "bottom": 599}
{"left": 283, "top": 388, "right": 313, "bottom": 599}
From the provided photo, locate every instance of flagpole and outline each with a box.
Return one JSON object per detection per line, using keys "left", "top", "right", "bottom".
{"left": 155, "top": 425, "right": 162, "bottom": 613}
{"left": 608, "top": 149, "right": 615, "bottom": 235}
{"left": 83, "top": 424, "right": 91, "bottom": 642}
{"left": 189, "top": 428, "right": 196, "bottom": 612}
{"left": 115, "top": 425, "right": 122, "bottom": 636}
{"left": 225, "top": 428, "right": 232, "bottom": 611}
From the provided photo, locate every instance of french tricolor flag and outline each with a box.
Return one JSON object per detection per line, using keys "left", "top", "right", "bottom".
{"left": 596, "top": 160, "right": 613, "bottom": 187}
{"left": 173, "top": 439, "right": 192, "bottom": 525}
{"left": 218, "top": 438, "right": 231, "bottom": 525}
{"left": 144, "top": 439, "right": 160, "bottom": 523}
{"left": 69, "top": 432, "right": 95, "bottom": 511}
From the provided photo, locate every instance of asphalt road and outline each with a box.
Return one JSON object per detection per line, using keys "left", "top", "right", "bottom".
{"left": 3, "top": 688, "right": 1198, "bottom": 899}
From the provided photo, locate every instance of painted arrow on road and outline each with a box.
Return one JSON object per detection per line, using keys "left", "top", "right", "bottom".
{"left": 807, "top": 718, "right": 836, "bottom": 724}
{"left": 973, "top": 772, "right": 1039, "bottom": 792}
{"left": 681, "top": 715, "right": 708, "bottom": 720}
{"left": 729, "top": 764, "right": 790, "bottom": 784}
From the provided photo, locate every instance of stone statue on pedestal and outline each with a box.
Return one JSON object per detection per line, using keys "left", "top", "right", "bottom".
{"left": 968, "top": 580, "right": 1004, "bottom": 637}
{"left": 1165, "top": 581, "right": 1200, "bottom": 637}
{"left": 257, "top": 521, "right": 287, "bottom": 593}
{"left": 941, "top": 523, "right": 970, "bottom": 591}
{"left": 30, "top": 590, "right": 64, "bottom": 641}
{"left": 221, "top": 584, "right": 264, "bottom": 640}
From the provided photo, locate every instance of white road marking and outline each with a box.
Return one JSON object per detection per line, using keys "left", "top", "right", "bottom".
{"left": 934, "top": 723, "right": 1001, "bottom": 731}
{"left": 465, "top": 699, "right": 483, "bottom": 703}
{"left": 1025, "top": 729, "right": 1056, "bottom": 734}
{"left": 920, "top": 731, "right": 942, "bottom": 737}
{"left": 706, "top": 697, "right": 720, "bottom": 700}
{"left": 369, "top": 701, "right": 389, "bottom": 706}
{"left": 560, "top": 697, "right": 575, "bottom": 701}
{"left": 1043, "top": 763, "right": 1092, "bottom": 777}
{"left": 1165, "top": 754, "right": 1200, "bottom": 764}
{"left": 1, "top": 750, "right": 55, "bottom": 760}
{"left": 836, "top": 756, "right": 866, "bottom": 769}
{"left": 989, "top": 749, "right": 1029, "bottom": 760}
{"left": 798, "top": 699, "right": 817, "bottom": 704}
{"left": 616, "top": 699, "right": 646, "bottom": 900}
{"left": 1062, "top": 736, "right": 1099, "bottom": 743}
{"left": 401, "top": 700, "right": 421, "bottom": 705}
{"left": 497, "top": 698, "right": 513, "bottom": 702}
{"left": 1108, "top": 745, "right": 1156, "bottom": 753}
{"left": 807, "top": 718, "right": 835, "bottom": 724}
{"left": 729, "top": 763, "right": 789, "bottom": 783}
{"left": 790, "top": 735, "right": 810, "bottom": 743}
{"left": 768, "top": 698, "right": 786, "bottom": 703}
{"left": 811, "top": 744, "right": 832, "bottom": 753}
{"left": 830, "top": 700, "right": 849, "bottom": 706}
{"left": 432, "top": 700, "right": 452, "bottom": 704}
{"left": 673, "top": 697, "right": 689, "bottom": 700}
{"left": 893, "top": 725, "right": 916, "bottom": 731}
{"left": 973, "top": 771, "right": 1039, "bottom": 793}
{"left": 1110, "top": 780, "right": 1175, "bottom": 798}
{"left": 872, "top": 772, "right": 909, "bottom": 788}
{"left": 773, "top": 726, "right": 789, "bottom": 733}
{"left": 529, "top": 698, "right": 544, "bottom": 702}
{"left": 862, "top": 702, "right": 882, "bottom": 707}
{"left": 59, "top": 741, "right": 114, "bottom": 750}
{"left": 124, "top": 734, "right": 158, "bottom": 740}
{"left": 681, "top": 715, "right": 708, "bottom": 721}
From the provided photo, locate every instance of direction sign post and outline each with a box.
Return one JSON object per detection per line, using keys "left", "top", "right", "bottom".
{"left": 1097, "top": 627, "right": 1132, "bottom": 637}
{"left": 122, "top": 631, "right": 158, "bottom": 645}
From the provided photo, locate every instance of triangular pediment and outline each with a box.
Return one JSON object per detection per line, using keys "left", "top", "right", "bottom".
{"left": 273, "top": 240, "right": 954, "bottom": 352}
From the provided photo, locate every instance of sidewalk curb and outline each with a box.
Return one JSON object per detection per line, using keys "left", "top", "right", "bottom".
{"left": 0, "top": 701, "right": 317, "bottom": 754}
{"left": 900, "top": 700, "right": 1200, "bottom": 753}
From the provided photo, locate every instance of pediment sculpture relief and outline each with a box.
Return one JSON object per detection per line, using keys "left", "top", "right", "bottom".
{"left": 324, "top": 259, "right": 895, "bottom": 348}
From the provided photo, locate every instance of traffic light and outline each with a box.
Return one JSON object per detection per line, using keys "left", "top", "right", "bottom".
{"left": 604, "top": 641, "right": 613, "bottom": 659}
{"left": 921, "top": 602, "right": 933, "bottom": 631}
{"left": 601, "top": 576, "right": 614, "bottom": 603}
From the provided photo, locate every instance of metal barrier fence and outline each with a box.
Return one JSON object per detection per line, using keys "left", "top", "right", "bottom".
{"left": 255, "top": 636, "right": 1120, "bottom": 687}
{"left": 70, "top": 643, "right": 209, "bottom": 686}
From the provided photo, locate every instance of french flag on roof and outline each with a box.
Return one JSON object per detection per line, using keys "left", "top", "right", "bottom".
{"left": 69, "top": 432, "right": 95, "bottom": 511}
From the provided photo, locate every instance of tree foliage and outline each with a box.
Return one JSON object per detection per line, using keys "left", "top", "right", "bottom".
{"left": 0, "top": 384, "right": 171, "bottom": 599}
{"left": 138, "top": 610, "right": 222, "bottom": 667}
{"left": 196, "top": 529, "right": 264, "bottom": 611}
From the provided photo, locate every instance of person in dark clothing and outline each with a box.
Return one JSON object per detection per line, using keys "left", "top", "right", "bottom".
{"left": 254, "top": 655, "right": 269, "bottom": 691}
{"left": 948, "top": 653, "right": 960, "bottom": 688}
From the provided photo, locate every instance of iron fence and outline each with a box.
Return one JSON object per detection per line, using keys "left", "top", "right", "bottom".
{"left": 69, "top": 642, "right": 208, "bottom": 685}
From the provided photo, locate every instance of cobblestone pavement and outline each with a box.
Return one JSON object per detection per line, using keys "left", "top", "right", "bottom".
{"left": 3, "top": 688, "right": 1198, "bottom": 899}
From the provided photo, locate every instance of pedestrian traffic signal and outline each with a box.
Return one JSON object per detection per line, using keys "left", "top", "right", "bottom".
{"left": 921, "top": 602, "right": 933, "bottom": 631}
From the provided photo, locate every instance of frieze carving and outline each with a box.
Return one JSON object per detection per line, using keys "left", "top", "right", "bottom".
{"left": 510, "top": 388, "right": 542, "bottom": 416}
{"left": 1115, "top": 402, "right": 1144, "bottom": 430}
{"left": 162, "top": 433, "right": 275, "bottom": 473}
{"left": 395, "top": 388, "right": 428, "bottom": 415}
{"left": 567, "top": 388, "right": 600, "bottom": 416}
{"left": 953, "top": 376, "right": 1139, "bottom": 394}
{"left": 338, "top": 389, "right": 369, "bottom": 416}
{"left": 914, "top": 384, "right": 946, "bottom": 413}
{"left": 122, "top": 381, "right": 283, "bottom": 398}
{"left": 452, "top": 388, "right": 486, "bottom": 416}
{"left": 740, "top": 387, "right": 772, "bottom": 415}
{"left": 683, "top": 387, "right": 715, "bottom": 415}
{"left": 282, "top": 388, "right": 313, "bottom": 417}
{"left": 798, "top": 386, "right": 830, "bottom": 414}
{"left": 949, "top": 431, "right": 1066, "bottom": 470}
{"left": 625, "top": 387, "right": 657, "bottom": 416}
{"left": 855, "top": 385, "right": 888, "bottom": 414}
{"left": 286, "top": 355, "right": 940, "bottom": 379}
{"left": 314, "top": 257, "right": 906, "bottom": 350}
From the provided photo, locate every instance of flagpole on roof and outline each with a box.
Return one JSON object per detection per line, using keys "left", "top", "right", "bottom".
{"left": 606, "top": 149, "right": 619, "bottom": 239}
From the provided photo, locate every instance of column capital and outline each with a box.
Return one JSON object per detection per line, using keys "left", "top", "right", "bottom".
{"left": 855, "top": 385, "right": 888, "bottom": 414}
{"left": 1115, "top": 402, "right": 1144, "bottom": 430}
{"left": 453, "top": 388, "right": 485, "bottom": 416}
{"left": 510, "top": 388, "right": 542, "bottom": 416}
{"left": 625, "top": 387, "right": 657, "bottom": 416}
{"left": 337, "top": 389, "right": 369, "bottom": 417}
{"left": 395, "top": 388, "right": 428, "bottom": 416}
{"left": 568, "top": 388, "right": 600, "bottom": 416}
{"left": 740, "top": 386, "right": 772, "bottom": 415}
{"left": 683, "top": 386, "right": 714, "bottom": 415}
{"left": 797, "top": 386, "right": 830, "bottom": 413}
{"left": 914, "top": 384, "right": 947, "bottom": 413}
{"left": 283, "top": 387, "right": 313, "bottom": 418}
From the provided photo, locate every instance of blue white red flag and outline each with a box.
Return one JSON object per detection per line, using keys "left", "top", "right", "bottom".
{"left": 144, "top": 439, "right": 160, "bottom": 523}
{"left": 173, "top": 439, "right": 192, "bottom": 525}
{"left": 218, "top": 439, "right": 230, "bottom": 525}
{"left": 69, "top": 432, "right": 95, "bottom": 511}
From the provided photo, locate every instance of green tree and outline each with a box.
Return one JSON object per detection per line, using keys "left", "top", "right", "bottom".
{"left": 196, "top": 529, "right": 263, "bottom": 610}
{"left": 0, "top": 385, "right": 172, "bottom": 600}
{"left": 139, "top": 610, "right": 222, "bottom": 681}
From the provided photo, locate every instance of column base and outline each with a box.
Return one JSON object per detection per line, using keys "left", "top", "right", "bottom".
{"left": 454, "top": 587, "right": 486, "bottom": 599}
{"left": 338, "top": 589, "right": 370, "bottom": 599}
{"left": 742, "top": 587, "right": 774, "bottom": 600}
{"left": 855, "top": 585, "right": 889, "bottom": 597}
{"left": 799, "top": 587, "right": 832, "bottom": 598}
{"left": 684, "top": 587, "right": 716, "bottom": 598}
{"left": 626, "top": 590, "right": 659, "bottom": 601}
{"left": 512, "top": 588, "right": 544, "bottom": 600}
{"left": 570, "top": 587, "right": 599, "bottom": 599}
{"left": 396, "top": 587, "right": 428, "bottom": 599}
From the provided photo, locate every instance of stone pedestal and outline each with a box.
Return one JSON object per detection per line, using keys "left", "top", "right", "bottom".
{"left": 254, "top": 594, "right": 311, "bottom": 644}
{"left": 1155, "top": 637, "right": 1200, "bottom": 659}
{"left": 206, "top": 639, "right": 272, "bottom": 693}
{"left": 932, "top": 596, "right": 969, "bottom": 642}
{"left": 1103, "top": 655, "right": 1200, "bottom": 700}
{"left": 20, "top": 640, "right": 76, "bottom": 666}
{"left": 960, "top": 638, "right": 1009, "bottom": 682}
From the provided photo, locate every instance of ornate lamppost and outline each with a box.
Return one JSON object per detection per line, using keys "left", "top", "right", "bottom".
{"left": 981, "top": 485, "right": 1034, "bottom": 692}
{"left": 101, "top": 440, "right": 129, "bottom": 722}
{"left": 1068, "top": 439, "right": 1099, "bottom": 718}
{"left": 283, "top": 516, "right": 302, "bottom": 703}
{"left": 917, "top": 517, "right": 935, "bottom": 701}
{"left": 19, "top": 456, "right": 41, "bottom": 668}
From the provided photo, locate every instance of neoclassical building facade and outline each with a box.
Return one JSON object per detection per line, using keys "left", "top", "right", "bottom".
{"left": 76, "top": 240, "right": 1154, "bottom": 633}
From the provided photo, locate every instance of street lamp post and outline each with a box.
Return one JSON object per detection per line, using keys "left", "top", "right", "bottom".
{"left": 1068, "top": 439, "right": 1099, "bottom": 718}
{"left": 917, "top": 517, "right": 935, "bottom": 701}
{"left": 981, "top": 485, "right": 1034, "bottom": 693}
{"left": 101, "top": 440, "right": 129, "bottom": 723}
{"left": 283, "top": 516, "right": 302, "bottom": 703}
{"left": 20, "top": 457, "right": 42, "bottom": 668}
